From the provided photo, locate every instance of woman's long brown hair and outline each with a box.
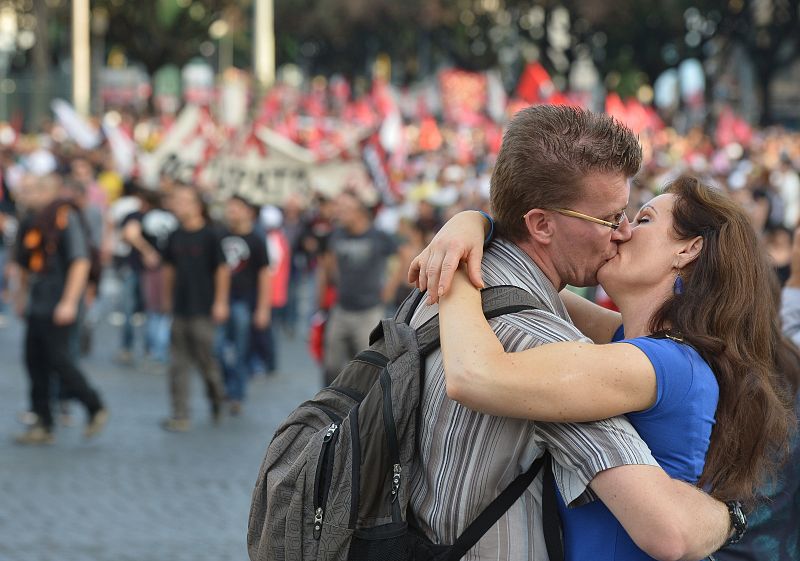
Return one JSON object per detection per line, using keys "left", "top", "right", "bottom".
{"left": 649, "top": 175, "right": 799, "bottom": 504}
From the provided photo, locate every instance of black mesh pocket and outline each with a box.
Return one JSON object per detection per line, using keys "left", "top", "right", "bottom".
{"left": 347, "top": 523, "right": 451, "bottom": 561}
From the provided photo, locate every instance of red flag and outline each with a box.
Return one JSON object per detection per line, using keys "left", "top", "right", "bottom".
{"left": 516, "top": 63, "right": 552, "bottom": 103}
{"left": 605, "top": 92, "right": 628, "bottom": 123}
{"left": 418, "top": 117, "right": 442, "bottom": 152}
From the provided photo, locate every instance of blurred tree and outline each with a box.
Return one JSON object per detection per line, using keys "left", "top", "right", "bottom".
{"left": 95, "top": 0, "right": 247, "bottom": 74}
{"left": 32, "top": 0, "right": 249, "bottom": 75}
{"left": 30, "top": 0, "right": 51, "bottom": 127}
{"left": 712, "top": 0, "right": 800, "bottom": 125}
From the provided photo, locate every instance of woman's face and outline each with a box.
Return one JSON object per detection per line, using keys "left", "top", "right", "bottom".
{"left": 597, "top": 193, "right": 687, "bottom": 298}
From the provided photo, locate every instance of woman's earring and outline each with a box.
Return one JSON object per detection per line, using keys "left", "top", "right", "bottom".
{"left": 673, "top": 274, "right": 684, "bottom": 295}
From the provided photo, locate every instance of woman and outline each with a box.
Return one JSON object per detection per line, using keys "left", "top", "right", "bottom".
{"left": 410, "top": 176, "right": 798, "bottom": 561}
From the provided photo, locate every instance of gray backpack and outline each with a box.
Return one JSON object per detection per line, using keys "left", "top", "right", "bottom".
{"left": 248, "top": 286, "right": 563, "bottom": 561}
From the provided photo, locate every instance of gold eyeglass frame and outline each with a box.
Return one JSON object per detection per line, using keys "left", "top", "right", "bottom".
{"left": 551, "top": 208, "right": 623, "bottom": 230}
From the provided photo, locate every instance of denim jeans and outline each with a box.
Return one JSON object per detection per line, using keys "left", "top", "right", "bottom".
{"left": 145, "top": 312, "right": 171, "bottom": 363}
{"left": 215, "top": 300, "right": 252, "bottom": 402}
{"left": 249, "top": 323, "right": 277, "bottom": 374}
{"left": 118, "top": 266, "right": 142, "bottom": 352}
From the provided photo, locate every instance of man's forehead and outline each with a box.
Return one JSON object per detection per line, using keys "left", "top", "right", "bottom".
{"left": 579, "top": 174, "right": 630, "bottom": 211}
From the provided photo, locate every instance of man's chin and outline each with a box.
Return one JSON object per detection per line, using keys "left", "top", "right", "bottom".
{"left": 571, "top": 274, "right": 599, "bottom": 288}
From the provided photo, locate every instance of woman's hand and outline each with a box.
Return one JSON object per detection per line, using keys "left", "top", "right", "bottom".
{"left": 407, "top": 210, "right": 489, "bottom": 304}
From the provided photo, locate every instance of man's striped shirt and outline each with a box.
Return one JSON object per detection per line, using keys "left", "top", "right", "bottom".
{"left": 408, "top": 239, "right": 658, "bottom": 561}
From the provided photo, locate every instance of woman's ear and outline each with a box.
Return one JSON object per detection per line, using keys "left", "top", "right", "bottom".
{"left": 523, "top": 209, "right": 555, "bottom": 245}
{"left": 677, "top": 235, "right": 704, "bottom": 267}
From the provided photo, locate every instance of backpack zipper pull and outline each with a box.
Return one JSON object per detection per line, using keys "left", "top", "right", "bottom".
{"left": 323, "top": 423, "right": 338, "bottom": 442}
{"left": 391, "top": 463, "right": 402, "bottom": 502}
{"left": 313, "top": 507, "right": 324, "bottom": 539}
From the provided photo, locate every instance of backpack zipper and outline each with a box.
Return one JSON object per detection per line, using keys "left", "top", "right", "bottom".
{"left": 313, "top": 422, "right": 339, "bottom": 539}
{"left": 379, "top": 370, "right": 403, "bottom": 522}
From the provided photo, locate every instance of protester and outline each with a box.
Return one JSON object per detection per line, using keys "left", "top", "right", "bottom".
{"left": 317, "top": 190, "right": 398, "bottom": 385}
{"left": 216, "top": 195, "right": 271, "bottom": 415}
{"left": 109, "top": 180, "right": 143, "bottom": 365}
{"left": 248, "top": 205, "right": 286, "bottom": 377}
{"left": 121, "top": 186, "right": 178, "bottom": 367}
{"left": 161, "top": 182, "right": 229, "bottom": 432}
{"left": 12, "top": 173, "right": 108, "bottom": 445}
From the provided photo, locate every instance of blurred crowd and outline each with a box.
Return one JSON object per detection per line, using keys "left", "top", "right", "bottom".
{"left": 2, "top": 99, "right": 800, "bottom": 432}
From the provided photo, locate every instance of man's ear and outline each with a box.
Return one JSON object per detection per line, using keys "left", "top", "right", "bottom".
{"left": 523, "top": 209, "right": 555, "bottom": 245}
{"left": 677, "top": 235, "right": 704, "bottom": 267}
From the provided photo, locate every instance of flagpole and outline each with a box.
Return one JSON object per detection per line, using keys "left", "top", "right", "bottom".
{"left": 254, "top": 0, "right": 275, "bottom": 91}
{"left": 72, "top": 0, "right": 91, "bottom": 116}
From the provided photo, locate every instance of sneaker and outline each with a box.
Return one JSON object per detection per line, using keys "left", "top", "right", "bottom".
{"left": 84, "top": 408, "right": 109, "bottom": 438}
{"left": 229, "top": 401, "right": 242, "bottom": 416}
{"left": 17, "top": 410, "right": 39, "bottom": 426}
{"left": 14, "top": 425, "right": 55, "bottom": 445}
{"left": 160, "top": 417, "right": 191, "bottom": 432}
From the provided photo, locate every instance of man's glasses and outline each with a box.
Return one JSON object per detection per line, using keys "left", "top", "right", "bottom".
{"left": 551, "top": 208, "right": 627, "bottom": 230}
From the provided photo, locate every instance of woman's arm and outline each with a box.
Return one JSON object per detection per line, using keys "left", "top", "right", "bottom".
{"left": 439, "top": 268, "right": 657, "bottom": 422}
{"left": 559, "top": 288, "right": 622, "bottom": 344}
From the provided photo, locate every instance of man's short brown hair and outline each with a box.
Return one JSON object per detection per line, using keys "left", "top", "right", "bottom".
{"left": 490, "top": 105, "right": 642, "bottom": 242}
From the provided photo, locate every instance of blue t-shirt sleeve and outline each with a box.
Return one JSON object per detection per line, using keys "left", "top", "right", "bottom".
{"left": 618, "top": 336, "right": 714, "bottom": 417}
{"left": 615, "top": 335, "right": 719, "bottom": 483}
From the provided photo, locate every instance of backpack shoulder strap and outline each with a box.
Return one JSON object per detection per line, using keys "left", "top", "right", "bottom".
{"left": 416, "top": 285, "right": 549, "bottom": 357}
{"left": 368, "top": 289, "right": 427, "bottom": 346}
{"left": 447, "top": 451, "right": 562, "bottom": 561}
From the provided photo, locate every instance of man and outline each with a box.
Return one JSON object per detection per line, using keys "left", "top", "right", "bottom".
{"left": 161, "top": 183, "right": 229, "bottom": 432}
{"left": 318, "top": 190, "right": 397, "bottom": 385}
{"left": 407, "top": 106, "right": 732, "bottom": 560}
{"left": 13, "top": 173, "right": 108, "bottom": 445}
{"left": 216, "top": 195, "right": 271, "bottom": 415}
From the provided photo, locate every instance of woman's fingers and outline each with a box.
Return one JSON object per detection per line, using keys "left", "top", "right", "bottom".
{"left": 408, "top": 250, "right": 427, "bottom": 287}
{"left": 424, "top": 249, "right": 444, "bottom": 303}
{"left": 436, "top": 249, "right": 463, "bottom": 298}
{"left": 466, "top": 247, "right": 485, "bottom": 290}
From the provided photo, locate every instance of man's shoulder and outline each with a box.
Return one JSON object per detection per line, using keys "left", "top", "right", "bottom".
{"left": 409, "top": 291, "right": 583, "bottom": 346}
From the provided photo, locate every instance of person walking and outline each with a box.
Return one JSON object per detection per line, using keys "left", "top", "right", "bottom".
{"left": 318, "top": 190, "right": 397, "bottom": 385}
{"left": 161, "top": 182, "right": 229, "bottom": 432}
{"left": 13, "top": 173, "right": 108, "bottom": 445}
{"left": 216, "top": 195, "right": 270, "bottom": 415}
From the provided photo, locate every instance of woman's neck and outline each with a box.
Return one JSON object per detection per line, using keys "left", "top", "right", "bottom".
{"left": 614, "top": 284, "right": 673, "bottom": 339}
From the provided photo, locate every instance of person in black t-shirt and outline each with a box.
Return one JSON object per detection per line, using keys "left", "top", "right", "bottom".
{"left": 216, "top": 195, "right": 270, "bottom": 415}
{"left": 161, "top": 183, "right": 230, "bottom": 432}
{"left": 121, "top": 188, "right": 178, "bottom": 365}
{"left": 13, "top": 173, "right": 108, "bottom": 444}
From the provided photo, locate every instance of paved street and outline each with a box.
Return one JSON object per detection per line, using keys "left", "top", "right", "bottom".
{"left": 0, "top": 312, "right": 322, "bottom": 561}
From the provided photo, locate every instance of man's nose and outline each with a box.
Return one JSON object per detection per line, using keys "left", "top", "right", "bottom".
{"left": 611, "top": 214, "right": 632, "bottom": 242}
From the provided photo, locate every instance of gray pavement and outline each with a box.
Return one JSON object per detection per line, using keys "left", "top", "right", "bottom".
{"left": 0, "top": 314, "right": 322, "bottom": 561}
